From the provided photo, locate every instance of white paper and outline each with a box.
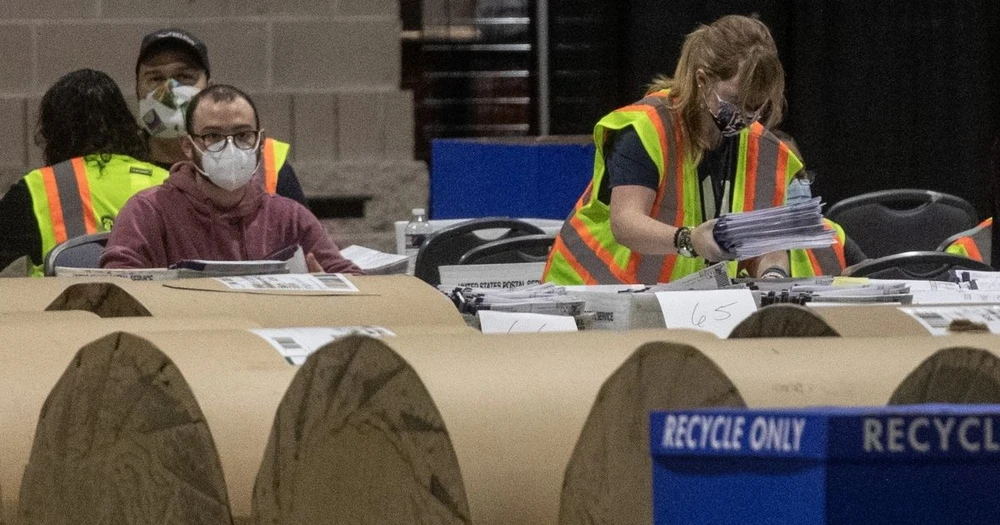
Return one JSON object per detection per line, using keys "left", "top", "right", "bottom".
{"left": 952, "top": 269, "right": 1000, "bottom": 282}
{"left": 54, "top": 266, "right": 180, "bottom": 281}
{"left": 214, "top": 273, "right": 359, "bottom": 292}
{"left": 438, "top": 262, "right": 545, "bottom": 290}
{"left": 252, "top": 326, "right": 396, "bottom": 365}
{"left": 713, "top": 198, "right": 834, "bottom": 259}
{"left": 911, "top": 291, "right": 1000, "bottom": 305}
{"left": 340, "top": 245, "right": 409, "bottom": 273}
{"left": 477, "top": 310, "right": 578, "bottom": 334}
{"left": 655, "top": 289, "right": 758, "bottom": 338}
{"left": 963, "top": 280, "right": 1000, "bottom": 291}
{"left": 285, "top": 246, "right": 308, "bottom": 274}
{"left": 653, "top": 261, "right": 730, "bottom": 291}
{"left": 867, "top": 279, "right": 961, "bottom": 292}
{"left": 900, "top": 306, "right": 1000, "bottom": 336}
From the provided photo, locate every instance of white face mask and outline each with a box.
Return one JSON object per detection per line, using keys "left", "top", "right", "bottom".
{"left": 191, "top": 137, "right": 260, "bottom": 192}
{"left": 786, "top": 177, "right": 813, "bottom": 205}
{"left": 138, "top": 79, "right": 201, "bottom": 138}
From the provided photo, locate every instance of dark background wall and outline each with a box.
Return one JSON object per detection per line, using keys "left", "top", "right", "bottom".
{"left": 551, "top": 0, "right": 1000, "bottom": 219}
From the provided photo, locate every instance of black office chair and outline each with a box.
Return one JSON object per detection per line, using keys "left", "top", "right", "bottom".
{"left": 413, "top": 218, "right": 545, "bottom": 285}
{"left": 458, "top": 234, "right": 555, "bottom": 265}
{"left": 826, "top": 189, "right": 978, "bottom": 259}
{"left": 843, "top": 251, "right": 994, "bottom": 281}
{"left": 43, "top": 231, "right": 111, "bottom": 276}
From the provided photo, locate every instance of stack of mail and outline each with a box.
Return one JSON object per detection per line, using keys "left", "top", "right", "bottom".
{"left": 713, "top": 197, "right": 834, "bottom": 259}
{"left": 447, "top": 283, "right": 584, "bottom": 316}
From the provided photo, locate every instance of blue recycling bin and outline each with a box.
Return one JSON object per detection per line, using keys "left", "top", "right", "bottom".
{"left": 650, "top": 405, "right": 1000, "bottom": 524}
{"left": 430, "top": 136, "right": 595, "bottom": 220}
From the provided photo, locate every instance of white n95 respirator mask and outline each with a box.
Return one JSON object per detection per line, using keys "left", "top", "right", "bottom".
{"left": 191, "top": 137, "right": 261, "bottom": 192}
{"left": 139, "top": 79, "right": 201, "bottom": 138}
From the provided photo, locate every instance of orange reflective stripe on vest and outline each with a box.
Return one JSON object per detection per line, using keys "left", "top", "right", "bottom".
{"left": 39, "top": 166, "right": 67, "bottom": 245}
{"left": 39, "top": 158, "right": 97, "bottom": 245}
{"left": 954, "top": 236, "right": 983, "bottom": 262}
{"left": 263, "top": 138, "right": 279, "bottom": 194}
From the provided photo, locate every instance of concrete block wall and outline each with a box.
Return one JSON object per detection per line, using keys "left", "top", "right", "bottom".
{"left": 0, "top": 0, "right": 424, "bottom": 253}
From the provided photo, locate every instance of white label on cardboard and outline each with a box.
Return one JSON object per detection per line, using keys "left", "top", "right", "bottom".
{"left": 251, "top": 326, "right": 396, "bottom": 365}
{"left": 214, "top": 273, "right": 359, "bottom": 292}
{"left": 438, "top": 262, "right": 545, "bottom": 290}
{"left": 655, "top": 289, "right": 757, "bottom": 338}
{"left": 899, "top": 306, "right": 1000, "bottom": 336}
{"left": 477, "top": 310, "right": 578, "bottom": 334}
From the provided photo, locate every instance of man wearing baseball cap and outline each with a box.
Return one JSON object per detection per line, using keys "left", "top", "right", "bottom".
{"left": 135, "top": 28, "right": 306, "bottom": 204}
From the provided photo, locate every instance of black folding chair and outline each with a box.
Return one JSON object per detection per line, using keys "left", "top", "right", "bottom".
{"left": 413, "top": 218, "right": 545, "bottom": 285}
{"left": 458, "top": 234, "right": 555, "bottom": 265}
{"left": 827, "top": 189, "right": 978, "bottom": 259}
{"left": 43, "top": 232, "right": 111, "bottom": 276}
{"left": 843, "top": 251, "right": 994, "bottom": 281}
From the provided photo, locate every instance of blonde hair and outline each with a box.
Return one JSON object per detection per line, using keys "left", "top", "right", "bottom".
{"left": 648, "top": 15, "right": 785, "bottom": 156}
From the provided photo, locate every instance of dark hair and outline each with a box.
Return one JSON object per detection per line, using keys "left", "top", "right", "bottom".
{"left": 36, "top": 69, "right": 149, "bottom": 166}
{"left": 184, "top": 84, "right": 260, "bottom": 134}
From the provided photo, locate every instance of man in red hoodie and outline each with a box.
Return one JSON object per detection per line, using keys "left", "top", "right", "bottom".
{"left": 101, "top": 84, "right": 361, "bottom": 274}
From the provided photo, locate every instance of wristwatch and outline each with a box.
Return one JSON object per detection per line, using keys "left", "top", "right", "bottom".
{"left": 674, "top": 226, "right": 699, "bottom": 258}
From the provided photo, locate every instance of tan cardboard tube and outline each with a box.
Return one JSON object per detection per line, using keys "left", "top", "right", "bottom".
{"left": 729, "top": 304, "right": 840, "bottom": 338}
{"left": 559, "top": 334, "right": 1000, "bottom": 525}
{"left": 804, "top": 304, "right": 931, "bottom": 337}
{"left": 249, "top": 329, "right": 717, "bottom": 525}
{"left": 0, "top": 310, "right": 99, "bottom": 324}
{"left": 729, "top": 304, "right": 932, "bottom": 338}
{"left": 0, "top": 277, "right": 115, "bottom": 314}
{"left": 18, "top": 333, "right": 232, "bottom": 525}
{"left": 3, "top": 323, "right": 483, "bottom": 524}
{"left": 45, "top": 275, "right": 467, "bottom": 329}
{"left": 0, "top": 318, "right": 260, "bottom": 524}
{"left": 890, "top": 346, "right": 1000, "bottom": 404}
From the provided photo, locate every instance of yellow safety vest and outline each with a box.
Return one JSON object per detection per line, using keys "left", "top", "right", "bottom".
{"left": 946, "top": 218, "right": 992, "bottom": 265}
{"left": 23, "top": 154, "right": 169, "bottom": 276}
{"left": 788, "top": 219, "right": 848, "bottom": 277}
{"left": 262, "top": 138, "right": 291, "bottom": 195}
{"left": 543, "top": 90, "right": 803, "bottom": 285}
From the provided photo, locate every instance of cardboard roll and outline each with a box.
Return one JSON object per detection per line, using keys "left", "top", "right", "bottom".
{"left": 559, "top": 334, "right": 1000, "bottom": 524}
{"left": 44, "top": 275, "right": 468, "bottom": 329}
{"left": 0, "top": 310, "right": 99, "bottom": 325}
{"left": 729, "top": 303, "right": 930, "bottom": 338}
{"left": 0, "top": 277, "right": 116, "bottom": 314}
{"left": 10, "top": 327, "right": 715, "bottom": 524}
{"left": 0, "top": 317, "right": 265, "bottom": 525}
{"left": 890, "top": 346, "right": 1000, "bottom": 404}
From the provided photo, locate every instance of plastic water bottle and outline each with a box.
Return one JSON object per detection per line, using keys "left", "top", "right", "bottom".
{"left": 404, "top": 208, "right": 432, "bottom": 275}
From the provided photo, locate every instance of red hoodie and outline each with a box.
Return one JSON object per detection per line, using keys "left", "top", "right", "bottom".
{"left": 100, "top": 161, "right": 362, "bottom": 274}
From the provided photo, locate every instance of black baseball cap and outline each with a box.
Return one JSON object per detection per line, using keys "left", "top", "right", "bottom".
{"left": 136, "top": 28, "right": 210, "bottom": 78}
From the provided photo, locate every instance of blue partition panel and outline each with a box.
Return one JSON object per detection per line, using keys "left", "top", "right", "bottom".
{"left": 430, "top": 137, "right": 595, "bottom": 220}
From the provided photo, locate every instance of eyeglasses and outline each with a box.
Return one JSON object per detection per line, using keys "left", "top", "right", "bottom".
{"left": 190, "top": 129, "right": 262, "bottom": 152}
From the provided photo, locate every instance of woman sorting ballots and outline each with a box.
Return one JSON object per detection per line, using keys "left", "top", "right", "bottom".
{"left": 543, "top": 15, "right": 826, "bottom": 285}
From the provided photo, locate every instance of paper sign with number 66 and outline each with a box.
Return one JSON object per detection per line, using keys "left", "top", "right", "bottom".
{"left": 655, "top": 289, "right": 758, "bottom": 338}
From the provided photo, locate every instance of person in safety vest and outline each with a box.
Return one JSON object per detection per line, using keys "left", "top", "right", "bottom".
{"left": 135, "top": 28, "right": 307, "bottom": 205}
{"left": 0, "top": 69, "right": 168, "bottom": 276}
{"left": 544, "top": 15, "right": 814, "bottom": 285}
{"left": 101, "top": 84, "right": 361, "bottom": 275}
{"left": 945, "top": 218, "right": 993, "bottom": 265}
